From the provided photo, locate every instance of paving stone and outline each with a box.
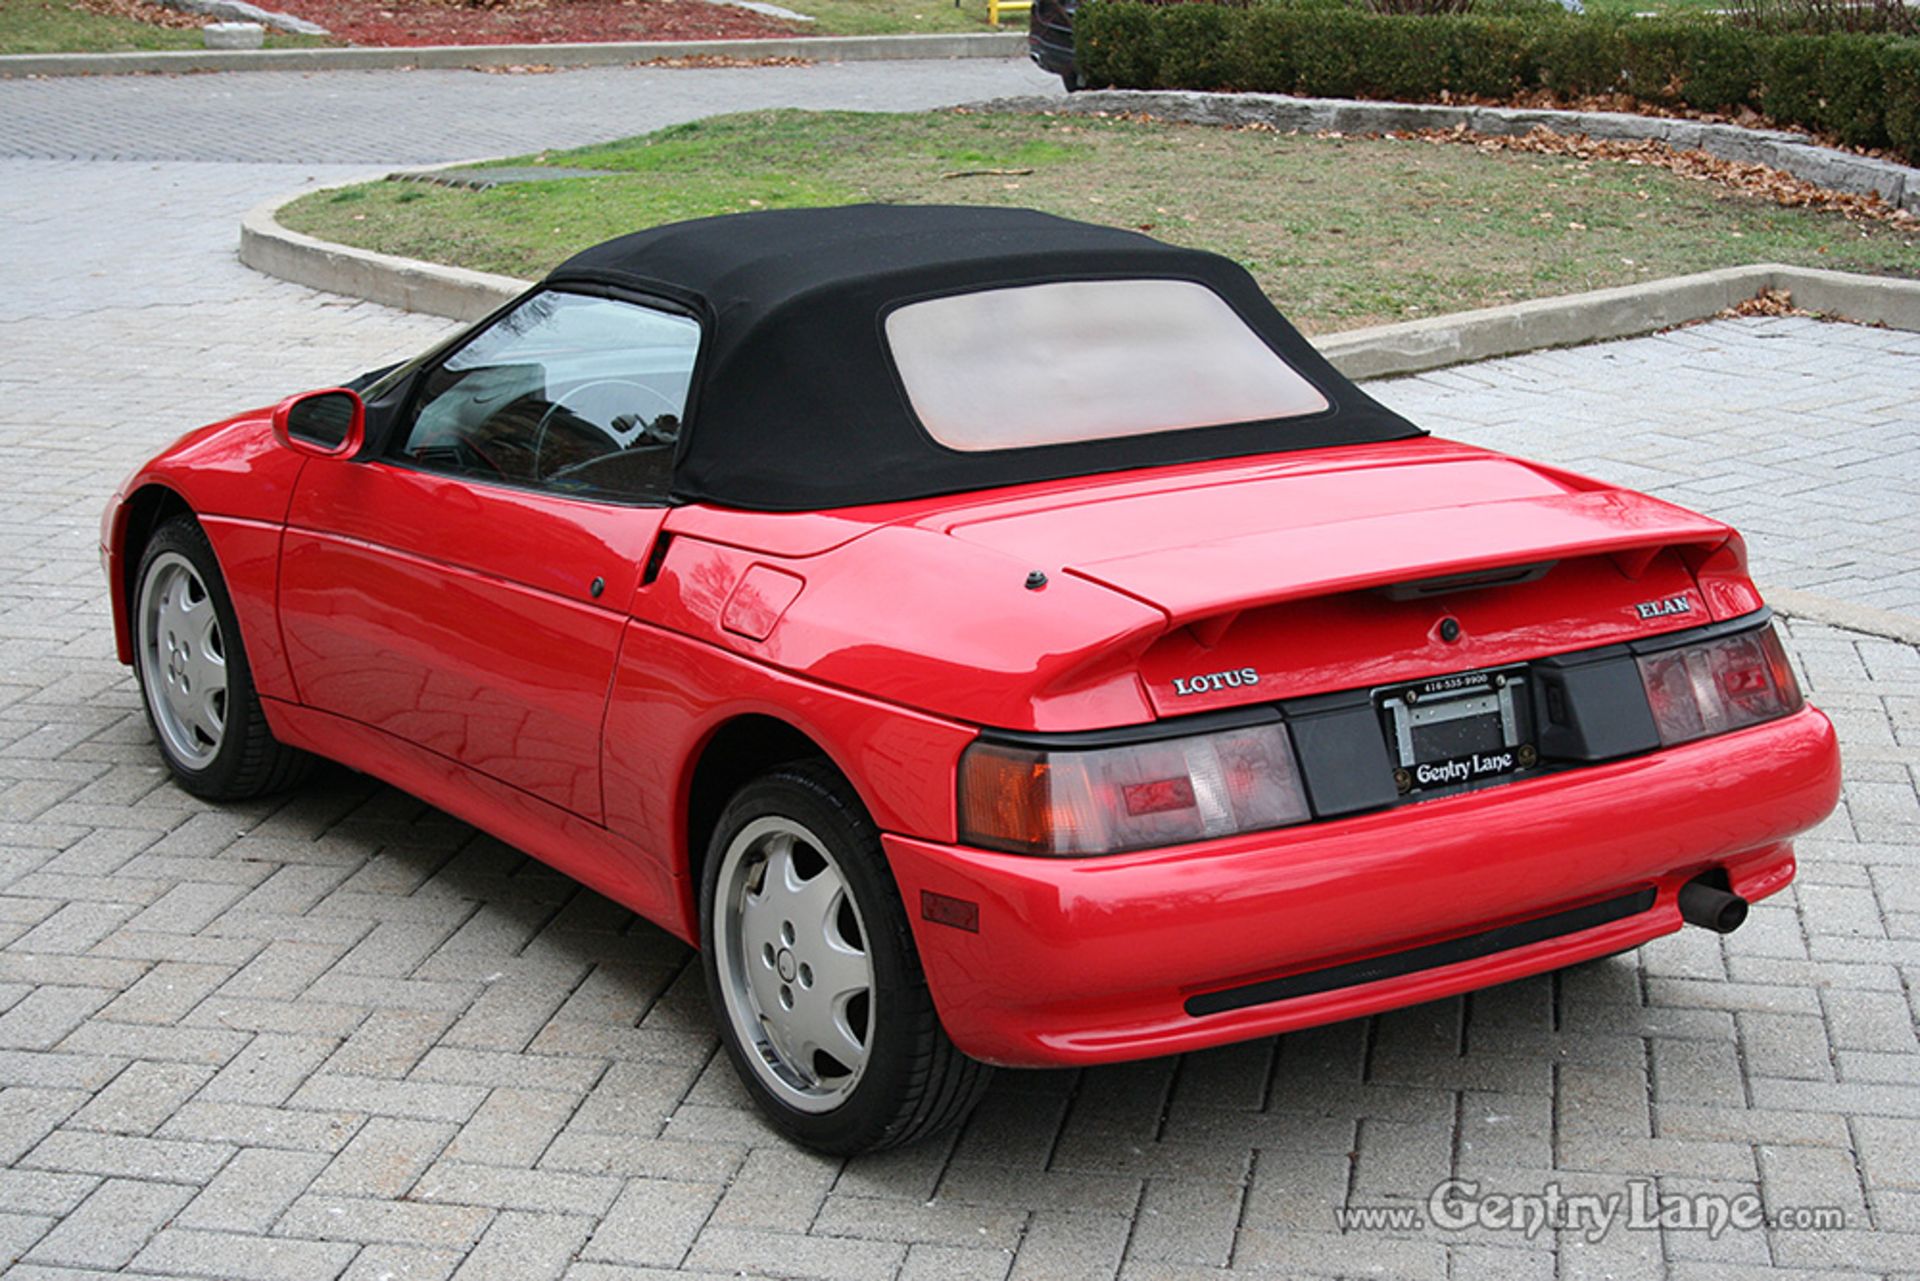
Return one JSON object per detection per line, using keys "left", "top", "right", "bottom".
{"left": 814, "top": 1193, "right": 1027, "bottom": 1250}
{"left": 313, "top": 1118, "right": 457, "bottom": 1199}
{"left": 0, "top": 1085, "right": 91, "bottom": 1164}
{"left": 201, "top": 1034, "right": 340, "bottom": 1107}
{"left": 448, "top": 1210, "right": 592, "bottom": 1281}
{"left": 1854, "top": 1115, "right": 1920, "bottom": 1191}
{"left": 902, "top": 1241, "right": 1016, "bottom": 1281}
{"left": 65, "top": 1059, "right": 214, "bottom": 1135}
{"left": 413, "top": 1161, "right": 622, "bottom": 1217}
{"left": 1008, "top": 1209, "right": 1130, "bottom": 1281}
{"left": 1124, "top": 1178, "right": 1241, "bottom": 1266}
{"left": 439, "top": 1087, "right": 579, "bottom": 1169}
{"left": 324, "top": 1010, "right": 458, "bottom": 1079}
{"left": 0, "top": 985, "right": 111, "bottom": 1050}
{"left": 288, "top": 1075, "right": 487, "bottom": 1124}
{"left": 20, "top": 1129, "right": 235, "bottom": 1183}
{"left": 684, "top": 1225, "right": 906, "bottom": 1281}
{"left": 706, "top": 1142, "right": 841, "bottom": 1231}
{"left": 277, "top": 1195, "right": 494, "bottom": 1249}
{"left": 177, "top": 1147, "right": 331, "bottom": 1233}
{"left": 580, "top": 1177, "right": 722, "bottom": 1268}
{"left": 340, "top": 1244, "right": 464, "bottom": 1281}
{"left": 158, "top": 1100, "right": 364, "bottom": 1153}
{"left": 22, "top": 1176, "right": 195, "bottom": 1269}
{"left": 130, "top": 1228, "right": 359, "bottom": 1280}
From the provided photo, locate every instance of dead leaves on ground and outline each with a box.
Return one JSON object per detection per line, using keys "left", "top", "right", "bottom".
{"left": 1395, "top": 124, "right": 1914, "bottom": 228}
{"left": 69, "top": 0, "right": 204, "bottom": 30}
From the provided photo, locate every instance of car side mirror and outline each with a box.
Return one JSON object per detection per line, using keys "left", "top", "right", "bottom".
{"left": 272, "top": 388, "right": 365, "bottom": 459}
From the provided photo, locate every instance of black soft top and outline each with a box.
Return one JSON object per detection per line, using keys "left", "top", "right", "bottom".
{"left": 546, "top": 205, "right": 1421, "bottom": 512}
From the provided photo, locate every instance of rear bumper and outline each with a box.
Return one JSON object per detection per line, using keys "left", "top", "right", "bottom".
{"left": 882, "top": 706, "right": 1840, "bottom": 1066}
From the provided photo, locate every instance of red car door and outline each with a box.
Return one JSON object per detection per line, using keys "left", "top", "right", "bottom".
{"left": 278, "top": 288, "right": 700, "bottom": 823}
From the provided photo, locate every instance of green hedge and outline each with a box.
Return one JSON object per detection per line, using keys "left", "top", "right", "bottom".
{"left": 1075, "top": 0, "right": 1920, "bottom": 163}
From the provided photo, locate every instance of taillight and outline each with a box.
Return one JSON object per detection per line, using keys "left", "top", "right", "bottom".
{"left": 1635, "top": 622, "right": 1803, "bottom": 747}
{"left": 959, "top": 723, "right": 1310, "bottom": 856}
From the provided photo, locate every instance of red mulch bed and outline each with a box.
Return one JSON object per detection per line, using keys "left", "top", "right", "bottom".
{"left": 263, "top": 0, "right": 805, "bottom": 46}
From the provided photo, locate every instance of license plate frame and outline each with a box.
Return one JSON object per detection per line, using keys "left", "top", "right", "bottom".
{"left": 1379, "top": 666, "right": 1533, "bottom": 794}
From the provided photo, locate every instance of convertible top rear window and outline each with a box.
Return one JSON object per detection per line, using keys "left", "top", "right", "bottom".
{"left": 886, "top": 280, "right": 1330, "bottom": 452}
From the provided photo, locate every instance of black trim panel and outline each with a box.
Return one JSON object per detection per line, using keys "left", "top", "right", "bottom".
{"left": 1184, "top": 886, "right": 1658, "bottom": 1016}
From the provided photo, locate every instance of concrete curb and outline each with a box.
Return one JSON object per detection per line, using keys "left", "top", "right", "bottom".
{"left": 0, "top": 30, "right": 1025, "bottom": 77}
{"left": 241, "top": 183, "right": 524, "bottom": 320}
{"left": 1322, "top": 264, "right": 1920, "bottom": 379}
{"left": 980, "top": 89, "right": 1920, "bottom": 218}
{"left": 1768, "top": 588, "right": 1920, "bottom": 647}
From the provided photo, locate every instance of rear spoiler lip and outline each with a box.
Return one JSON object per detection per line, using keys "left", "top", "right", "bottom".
{"left": 1064, "top": 489, "right": 1734, "bottom": 632}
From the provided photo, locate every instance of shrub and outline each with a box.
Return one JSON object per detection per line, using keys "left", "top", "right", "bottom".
{"left": 1759, "top": 32, "right": 1824, "bottom": 122}
{"left": 1079, "top": 1, "right": 1163, "bottom": 87}
{"left": 1155, "top": 1, "right": 1240, "bottom": 87}
{"left": 1445, "top": 16, "right": 1536, "bottom": 97}
{"left": 1227, "top": 4, "right": 1302, "bottom": 89}
{"left": 1530, "top": 16, "right": 1626, "bottom": 97}
{"left": 1619, "top": 22, "right": 1691, "bottom": 103}
{"left": 1352, "top": 14, "right": 1455, "bottom": 97}
{"left": 1288, "top": 7, "right": 1370, "bottom": 95}
{"left": 1885, "top": 39, "right": 1920, "bottom": 159}
{"left": 1816, "top": 34, "right": 1891, "bottom": 147}
{"left": 1676, "top": 23, "right": 1763, "bottom": 111}
{"left": 1073, "top": 0, "right": 1920, "bottom": 163}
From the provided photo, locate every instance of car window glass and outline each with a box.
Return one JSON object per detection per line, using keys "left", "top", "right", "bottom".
{"left": 886, "top": 279, "right": 1329, "bottom": 452}
{"left": 395, "top": 291, "right": 699, "bottom": 503}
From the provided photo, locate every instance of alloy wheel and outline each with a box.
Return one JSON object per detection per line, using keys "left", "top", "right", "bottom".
{"left": 713, "top": 814, "right": 875, "bottom": 1113}
{"left": 137, "top": 550, "right": 227, "bottom": 770}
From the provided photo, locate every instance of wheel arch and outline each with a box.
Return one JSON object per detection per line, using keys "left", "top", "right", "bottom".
{"left": 110, "top": 484, "right": 194, "bottom": 664}
{"left": 681, "top": 713, "right": 866, "bottom": 946}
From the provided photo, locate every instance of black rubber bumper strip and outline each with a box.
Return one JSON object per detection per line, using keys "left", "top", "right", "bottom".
{"left": 1184, "top": 886, "right": 1658, "bottom": 1017}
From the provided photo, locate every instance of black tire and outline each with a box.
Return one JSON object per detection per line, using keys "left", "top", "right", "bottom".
{"left": 132, "top": 516, "right": 312, "bottom": 800}
{"left": 699, "top": 760, "right": 992, "bottom": 1153}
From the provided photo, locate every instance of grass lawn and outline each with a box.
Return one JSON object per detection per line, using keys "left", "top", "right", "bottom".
{"left": 1573, "top": 0, "right": 1729, "bottom": 18}
{"left": 281, "top": 109, "right": 1919, "bottom": 335}
{"left": 0, "top": 0, "right": 328, "bottom": 53}
{"left": 791, "top": 0, "right": 999, "bottom": 36}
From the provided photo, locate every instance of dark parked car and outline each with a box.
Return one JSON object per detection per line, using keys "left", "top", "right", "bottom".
{"left": 1030, "top": 0, "right": 1080, "bottom": 90}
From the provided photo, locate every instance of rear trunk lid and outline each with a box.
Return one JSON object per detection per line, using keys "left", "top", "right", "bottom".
{"left": 932, "top": 440, "right": 1744, "bottom": 716}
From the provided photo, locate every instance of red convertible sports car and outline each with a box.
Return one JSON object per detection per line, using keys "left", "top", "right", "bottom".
{"left": 104, "top": 206, "right": 1841, "bottom": 1152}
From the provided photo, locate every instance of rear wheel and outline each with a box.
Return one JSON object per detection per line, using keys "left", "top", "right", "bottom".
{"left": 699, "top": 761, "right": 991, "bottom": 1153}
{"left": 133, "top": 516, "right": 310, "bottom": 799}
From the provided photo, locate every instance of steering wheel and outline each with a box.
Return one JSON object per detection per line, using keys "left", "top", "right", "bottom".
{"left": 532, "top": 379, "right": 681, "bottom": 482}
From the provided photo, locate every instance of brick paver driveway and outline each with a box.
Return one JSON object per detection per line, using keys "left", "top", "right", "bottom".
{"left": 1, "top": 59, "right": 1916, "bottom": 1281}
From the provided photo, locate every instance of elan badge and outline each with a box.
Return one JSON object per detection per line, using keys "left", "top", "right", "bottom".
{"left": 1635, "top": 594, "right": 1694, "bottom": 620}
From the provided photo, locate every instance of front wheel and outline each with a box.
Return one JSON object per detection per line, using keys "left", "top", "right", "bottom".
{"left": 699, "top": 762, "right": 991, "bottom": 1153}
{"left": 133, "top": 516, "right": 311, "bottom": 800}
